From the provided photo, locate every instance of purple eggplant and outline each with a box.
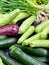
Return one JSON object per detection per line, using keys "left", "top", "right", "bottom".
{"left": 0, "top": 24, "right": 19, "bottom": 36}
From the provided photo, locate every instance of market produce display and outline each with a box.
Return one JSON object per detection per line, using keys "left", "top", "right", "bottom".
{"left": 0, "top": 0, "right": 49, "bottom": 65}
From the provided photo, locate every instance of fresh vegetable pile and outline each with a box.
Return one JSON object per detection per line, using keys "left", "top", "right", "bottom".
{"left": 0, "top": 0, "right": 49, "bottom": 65}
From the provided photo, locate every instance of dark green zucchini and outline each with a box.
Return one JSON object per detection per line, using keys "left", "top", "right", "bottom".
{"left": 32, "top": 56, "right": 48, "bottom": 63}
{"left": 0, "top": 35, "right": 7, "bottom": 40}
{"left": 9, "top": 45, "right": 47, "bottom": 65}
{"left": 0, "top": 38, "right": 16, "bottom": 48}
{"left": 0, "top": 50, "right": 23, "bottom": 65}
{"left": 15, "top": 44, "right": 48, "bottom": 57}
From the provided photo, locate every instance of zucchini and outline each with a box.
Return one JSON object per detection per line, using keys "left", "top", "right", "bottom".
{"left": 18, "top": 15, "right": 36, "bottom": 34}
{"left": 12, "top": 12, "right": 30, "bottom": 24}
{"left": 32, "top": 56, "right": 48, "bottom": 63}
{"left": 0, "top": 35, "right": 7, "bottom": 40}
{"left": 0, "top": 14, "right": 3, "bottom": 18}
{"left": 0, "top": 50, "right": 23, "bottom": 65}
{"left": 41, "top": 26, "right": 49, "bottom": 38}
{"left": 0, "top": 58, "right": 4, "bottom": 65}
{"left": 22, "top": 33, "right": 47, "bottom": 46}
{"left": 17, "top": 26, "right": 34, "bottom": 44}
{"left": 9, "top": 46, "right": 47, "bottom": 65}
{"left": 15, "top": 44, "right": 48, "bottom": 57}
{"left": 29, "top": 40, "right": 49, "bottom": 48}
{"left": 0, "top": 9, "right": 21, "bottom": 27}
{"left": 35, "top": 20, "right": 49, "bottom": 33}
{"left": 0, "top": 38, "right": 16, "bottom": 48}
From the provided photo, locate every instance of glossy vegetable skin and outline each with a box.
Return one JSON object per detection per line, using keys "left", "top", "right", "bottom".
{"left": 0, "top": 50, "right": 23, "bottom": 65}
{"left": 15, "top": 44, "right": 48, "bottom": 57}
{"left": 0, "top": 24, "right": 19, "bottom": 36}
{"left": 0, "top": 35, "right": 7, "bottom": 40}
{"left": 9, "top": 46, "right": 47, "bottom": 65}
{"left": 0, "top": 38, "right": 16, "bottom": 48}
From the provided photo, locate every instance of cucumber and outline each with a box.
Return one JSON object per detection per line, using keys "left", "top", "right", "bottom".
{"left": 15, "top": 44, "right": 48, "bottom": 57}
{"left": 35, "top": 20, "right": 49, "bottom": 33}
{"left": 18, "top": 15, "right": 36, "bottom": 34}
{"left": 0, "top": 38, "right": 16, "bottom": 48}
{"left": 17, "top": 26, "right": 34, "bottom": 44}
{"left": 9, "top": 46, "right": 47, "bottom": 65}
{"left": 0, "top": 35, "right": 7, "bottom": 40}
{"left": 22, "top": 33, "right": 47, "bottom": 46}
{"left": 0, "top": 50, "right": 23, "bottom": 65}
{"left": 12, "top": 12, "right": 30, "bottom": 24}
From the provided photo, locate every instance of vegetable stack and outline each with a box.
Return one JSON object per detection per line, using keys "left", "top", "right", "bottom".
{"left": 0, "top": 0, "right": 49, "bottom": 65}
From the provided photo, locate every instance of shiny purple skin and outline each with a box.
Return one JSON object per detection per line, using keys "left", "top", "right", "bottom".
{"left": 0, "top": 24, "right": 19, "bottom": 36}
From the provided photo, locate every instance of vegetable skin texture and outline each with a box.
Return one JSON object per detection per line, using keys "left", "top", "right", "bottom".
{"left": 15, "top": 44, "right": 48, "bottom": 57}
{"left": 17, "top": 26, "right": 34, "bottom": 44}
{"left": 41, "top": 26, "right": 49, "bottom": 38}
{"left": 22, "top": 33, "right": 47, "bottom": 46}
{"left": 12, "top": 12, "right": 30, "bottom": 24}
{"left": 9, "top": 46, "right": 47, "bottom": 65}
{"left": 35, "top": 20, "right": 49, "bottom": 33}
{"left": 0, "top": 50, "right": 23, "bottom": 65}
{"left": 0, "top": 9, "right": 21, "bottom": 27}
{"left": 29, "top": 40, "right": 49, "bottom": 48}
{"left": 0, "top": 35, "right": 7, "bottom": 40}
{"left": 0, "top": 38, "right": 16, "bottom": 48}
{"left": 0, "top": 24, "right": 19, "bottom": 36}
{"left": 18, "top": 15, "right": 36, "bottom": 34}
{"left": 0, "top": 58, "right": 4, "bottom": 65}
